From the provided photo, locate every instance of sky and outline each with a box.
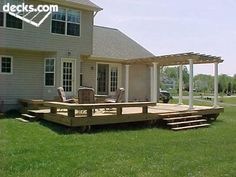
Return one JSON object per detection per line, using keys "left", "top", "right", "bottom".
{"left": 92, "top": 0, "right": 236, "bottom": 76}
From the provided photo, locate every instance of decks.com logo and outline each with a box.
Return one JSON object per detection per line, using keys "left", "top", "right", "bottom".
{"left": 2, "top": 2, "right": 58, "bottom": 27}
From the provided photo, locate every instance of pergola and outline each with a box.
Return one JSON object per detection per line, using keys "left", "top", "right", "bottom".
{"left": 123, "top": 52, "right": 224, "bottom": 109}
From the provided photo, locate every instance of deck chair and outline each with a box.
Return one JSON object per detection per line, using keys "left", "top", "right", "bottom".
{"left": 105, "top": 88, "right": 125, "bottom": 103}
{"left": 78, "top": 87, "right": 96, "bottom": 114}
{"left": 57, "top": 87, "right": 76, "bottom": 103}
{"left": 78, "top": 88, "right": 96, "bottom": 104}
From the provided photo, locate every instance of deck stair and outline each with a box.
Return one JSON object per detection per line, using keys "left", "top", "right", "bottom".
{"left": 21, "top": 109, "right": 49, "bottom": 122}
{"left": 160, "top": 111, "right": 210, "bottom": 131}
{"left": 21, "top": 113, "right": 37, "bottom": 122}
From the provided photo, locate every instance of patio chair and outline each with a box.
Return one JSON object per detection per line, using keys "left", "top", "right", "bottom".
{"left": 105, "top": 88, "right": 125, "bottom": 103}
{"left": 78, "top": 88, "right": 96, "bottom": 104}
{"left": 57, "top": 87, "right": 76, "bottom": 103}
{"left": 78, "top": 87, "right": 96, "bottom": 116}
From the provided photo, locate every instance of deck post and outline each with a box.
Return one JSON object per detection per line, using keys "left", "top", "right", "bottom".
{"left": 179, "top": 65, "right": 183, "bottom": 105}
{"left": 214, "top": 62, "right": 219, "bottom": 107}
{"left": 87, "top": 109, "right": 93, "bottom": 117}
{"left": 68, "top": 109, "right": 75, "bottom": 117}
{"left": 189, "top": 59, "right": 194, "bottom": 110}
{"left": 117, "top": 107, "right": 122, "bottom": 115}
{"left": 153, "top": 62, "right": 158, "bottom": 103}
{"left": 125, "top": 65, "right": 130, "bottom": 102}
{"left": 142, "top": 106, "right": 148, "bottom": 114}
{"left": 50, "top": 107, "right": 57, "bottom": 114}
{"left": 150, "top": 66, "right": 154, "bottom": 101}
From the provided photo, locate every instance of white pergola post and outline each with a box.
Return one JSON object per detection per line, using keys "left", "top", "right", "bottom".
{"left": 214, "top": 62, "right": 219, "bottom": 107}
{"left": 125, "top": 65, "right": 130, "bottom": 102}
{"left": 189, "top": 59, "right": 194, "bottom": 109}
{"left": 153, "top": 63, "right": 158, "bottom": 103}
{"left": 150, "top": 66, "right": 154, "bottom": 101}
{"left": 179, "top": 65, "right": 183, "bottom": 105}
{"left": 157, "top": 64, "right": 161, "bottom": 102}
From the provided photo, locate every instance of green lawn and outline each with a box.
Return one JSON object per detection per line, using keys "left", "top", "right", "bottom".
{"left": 219, "top": 97, "right": 236, "bottom": 104}
{"left": 1, "top": 107, "right": 236, "bottom": 177}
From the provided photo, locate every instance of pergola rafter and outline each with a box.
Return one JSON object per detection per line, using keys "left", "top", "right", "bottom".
{"left": 124, "top": 52, "right": 223, "bottom": 66}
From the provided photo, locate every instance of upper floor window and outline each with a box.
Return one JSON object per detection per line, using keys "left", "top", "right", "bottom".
{"left": 0, "top": 0, "right": 23, "bottom": 29}
{"left": 51, "top": 8, "right": 80, "bottom": 37}
{"left": 44, "top": 58, "right": 55, "bottom": 86}
{"left": 0, "top": 12, "right": 4, "bottom": 27}
{"left": 0, "top": 56, "right": 13, "bottom": 74}
{"left": 6, "top": 13, "right": 22, "bottom": 29}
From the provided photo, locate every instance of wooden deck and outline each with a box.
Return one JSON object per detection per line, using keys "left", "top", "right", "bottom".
{"left": 39, "top": 102, "right": 223, "bottom": 127}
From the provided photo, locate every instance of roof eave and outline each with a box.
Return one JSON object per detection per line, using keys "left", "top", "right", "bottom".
{"left": 41, "top": 0, "right": 103, "bottom": 12}
{"left": 81, "top": 55, "right": 126, "bottom": 63}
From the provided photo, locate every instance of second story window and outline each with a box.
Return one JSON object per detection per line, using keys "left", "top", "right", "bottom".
{"left": 0, "top": 12, "right": 4, "bottom": 27}
{"left": 67, "top": 10, "right": 80, "bottom": 36}
{"left": 51, "top": 8, "right": 66, "bottom": 35}
{"left": 51, "top": 8, "right": 80, "bottom": 37}
{"left": 6, "top": 13, "right": 22, "bottom": 29}
{"left": 0, "top": 0, "right": 23, "bottom": 29}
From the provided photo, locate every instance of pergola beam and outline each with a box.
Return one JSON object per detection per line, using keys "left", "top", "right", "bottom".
{"left": 124, "top": 52, "right": 223, "bottom": 66}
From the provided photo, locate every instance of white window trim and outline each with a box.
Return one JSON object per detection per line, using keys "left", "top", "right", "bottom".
{"left": 0, "top": 0, "right": 24, "bottom": 30}
{"left": 0, "top": 55, "right": 13, "bottom": 75}
{"left": 51, "top": 8, "right": 81, "bottom": 38}
{"left": 44, "top": 58, "right": 55, "bottom": 87}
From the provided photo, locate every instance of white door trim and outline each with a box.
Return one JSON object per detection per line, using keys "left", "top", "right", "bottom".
{"left": 61, "top": 58, "right": 77, "bottom": 96}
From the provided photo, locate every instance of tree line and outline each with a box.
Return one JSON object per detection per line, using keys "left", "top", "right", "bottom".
{"left": 161, "top": 66, "right": 236, "bottom": 94}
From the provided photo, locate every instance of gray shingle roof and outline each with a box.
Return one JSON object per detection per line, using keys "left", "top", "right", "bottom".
{"left": 92, "top": 26, "right": 155, "bottom": 60}
{"left": 65, "top": 0, "right": 102, "bottom": 11}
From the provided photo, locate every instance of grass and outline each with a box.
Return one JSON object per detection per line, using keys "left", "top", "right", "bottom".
{"left": 219, "top": 97, "right": 236, "bottom": 104}
{"left": 1, "top": 107, "right": 236, "bottom": 177}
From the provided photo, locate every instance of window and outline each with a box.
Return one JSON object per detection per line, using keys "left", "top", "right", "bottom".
{"left": 67, "top": 10, "right": 80, "bottom": 36}
{"left": 6, "top": 13, "right": 22, "bottom": 29}
{"left": 51, "top": 9, "right": 80, "bottom": 37}
{"left": 0, "top": 56, "right": 13, "bottom": 74}
{"left": 2, "top": 0, "right": 23, "bottom": 29}
{"left": 51, "top": 8, "right": 66, "bottom": 34}
{"left": 0, "top": 12, "right": 4, "bottom": 27}
{"left": 45, "top": 59, "right": 55, "bottom": 86}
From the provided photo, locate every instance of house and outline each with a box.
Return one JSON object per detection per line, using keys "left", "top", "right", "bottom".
{"left": 0, "top": 0, "right": 155, "bottom": 111}
{"left": 0, "top": 0, "right": 223, "bottom": 112}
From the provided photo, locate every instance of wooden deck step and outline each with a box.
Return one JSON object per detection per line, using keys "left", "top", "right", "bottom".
{"left": 172, "top": 124, "right": 210, "bottom": 131}
{"left": 167, "top": 119, "right": 207, "bottom": 126}
{"left": 16, "top": 118, "right": 29, "bottom": 123}
{"left": 21, "top": 114, "right": 36, "bottom": 121}
{"left": 163, "top": 115, "right": 202, "bottom": 121}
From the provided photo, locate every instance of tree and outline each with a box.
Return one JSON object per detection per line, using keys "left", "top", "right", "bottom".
{"left": 161, "top": 66, "right": 189, "bottom": 90}
{"left": 218, "top": 82, "right": 223, "bottom": 93}
{"left": 218, "top": 74, "right": 232, "bottom": 93}
{"left": 193, "top": 74, "right": 213, "bottom": 93}
{"left": 227, "top": 82, "right": 232, "bottom": 94}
